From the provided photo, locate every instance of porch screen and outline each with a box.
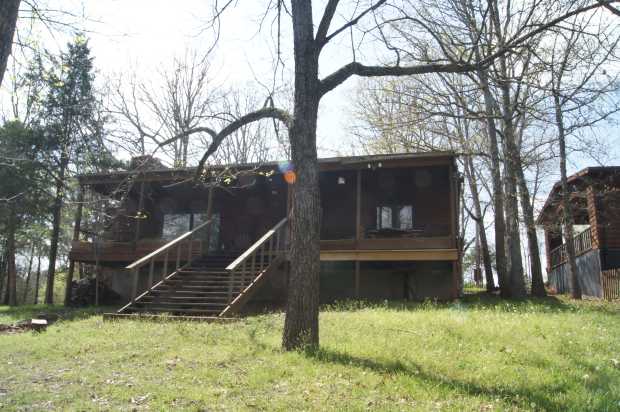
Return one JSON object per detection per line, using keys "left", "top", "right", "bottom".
{"left": 162, "top": 212, "right": 222, "bottom": 249}
{"left": 162, "top": 214, "right": 191, "bottom": 240}
{"left": 376, "top": 205, "right": 413, "bottom": 230}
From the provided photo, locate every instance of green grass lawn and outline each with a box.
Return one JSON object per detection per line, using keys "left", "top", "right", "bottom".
{"left": 1, "top": 295, "right": 619, "bottom": 411}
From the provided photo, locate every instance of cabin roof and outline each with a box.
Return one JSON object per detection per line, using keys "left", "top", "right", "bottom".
{"left": 536, "top": 166, "right": 620, "bottom": 225}
{"left": 78, "top": 151, "right": 457, "bottom": 186}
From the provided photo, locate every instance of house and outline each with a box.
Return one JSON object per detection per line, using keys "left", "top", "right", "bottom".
{"left": 69, "top": 152, "right": 463, "bottom": 317}
{"left": 537, "top": 167, "right": 620, "bottom": 299}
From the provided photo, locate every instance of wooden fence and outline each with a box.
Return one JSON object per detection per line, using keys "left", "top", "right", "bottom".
{"left": 602, "top": 268, "right": 620, "bottom": 300}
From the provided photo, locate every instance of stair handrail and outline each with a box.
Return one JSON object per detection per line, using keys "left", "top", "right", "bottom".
{"left": 222, "top": 216, "right": 288, "bottom": 310}
{"left": 123, "top": 218, "right": 212, "bottom": 304}
{"left": 126, "top": 219, "right": 212, "bottom": 270}
{"left": 226, "top": 217, "right": 288, "bottom": 271}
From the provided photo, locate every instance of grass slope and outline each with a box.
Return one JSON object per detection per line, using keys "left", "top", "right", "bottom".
{"left": 1, "top": 295, "right": 619, "bottom": 411}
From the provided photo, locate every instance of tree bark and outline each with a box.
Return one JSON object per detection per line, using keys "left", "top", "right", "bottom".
{"left": 45, "top": 151, "right": 69, "bottom": 304}
{"left": 34, "top": 252, "right": 41, "bottom": 304}
{"left": 502, "top": 146, "right": 526, "bottom": 298}
{"left": 64, "top": 186, "right": 84, "bottom": 305}
{"left": 464, "top": 156, "right": 495, "bottom": 291}
{"left": 477, "top": 66, "right": 509, "bottom": 295}
{"left": 554, "top": 91, "right": 581, "bottom": 299}
{"left": 22, "top": 242, "right": 35, "bottom": 303}
{"left": 0, "top": 241, "right": 7, "bottom": 304}
{"left": 514, "top": 160, "right": 546, "bottom": 297}
{"left": 497, "top": 58, "right": 526, "bottom": 299}
{"left": 0, "top": 0, "right": 20, "bottom": 87}
{"left": 282, "top": 0, "right": 322, "bottom": 350}
{"left": 6, "top": 204, "right": 17, "bottom": 306}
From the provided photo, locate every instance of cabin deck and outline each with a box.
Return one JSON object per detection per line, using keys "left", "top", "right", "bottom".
{"left": 70, "top": 238, "right": 459, "bottom": 263}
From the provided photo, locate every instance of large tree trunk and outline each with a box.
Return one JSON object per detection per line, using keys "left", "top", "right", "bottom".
{"left": 22, "top": 242, "right": 35, "bottom": 303}
{"left": 464, "top": 156, "right": 495, "bottom": 291}
{"left": 0, "top": 241, "right": 7, "bottom": 304}
{"left": 282, "top": 0, "right": 321, "bottom": 351}
{"left": 497, "top": 55, "right": 526, "bottom": 299}
{"left": 554, "top": 92, "right": 581, "bottom": 299}
{"left": 45, "top": 152, "right": 69, "bottom": 304}
{"left": 502, "top": 148, "right": 526, "bottom": 298}
{"left": 64, "top": 186, "right": 83, "bottom": 306}
{"left": 0, "top": 0, "right": 20, "bottom": 87}
{"left": 6, "top": 204, "right": 17, "bottom": 306}
{"left": 514, "top": 161, "right": 546, "bottom": 297}
{"left": 477, "top": 66, "right": 509, "bottom": 295}
{"left": 33, "top": 253, "right": 41, "bottom": 304}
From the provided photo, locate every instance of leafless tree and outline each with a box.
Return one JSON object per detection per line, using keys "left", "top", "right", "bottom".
{"left": 543, "top": 9, "right": 620, "bottom": 299}
{"left": 0, "top": 1, "right": 21, "bottom": 87}
{"left": 110, "top": 50, "right": 221, "bottom": 167}
{"left": 155, "top": 0, "right": 613, "bottom": 349}
{"left": 208, "top": 88, "right": 280, "bottom": 165}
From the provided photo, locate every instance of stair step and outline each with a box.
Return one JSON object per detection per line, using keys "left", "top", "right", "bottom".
{"left": 141, "top": 296, "right": 230, "bottom": 302}
{"left": 129, "top": 307, "right": 223, "bottom": 315}
{"left": 137, "top": 302, "right": 227, "bottom": 308}
{"left": 151, "top": 290, "right": 230, "bottom": 296}
{"left": 119, "top": 248, "right": 279, "bottom": 317}
{"left": 156, "top": 284, "right": 247, "bottom": 291}
{"left": 163, "top": 279, "right": 252, "bottom": 285}
{"left": 155, "top": 288, "right": 246, "bottom": 295}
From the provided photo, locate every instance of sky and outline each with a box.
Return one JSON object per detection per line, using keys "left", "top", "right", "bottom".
{"left": 5, "top": 0, "right": 618, "bottom": 169}
{"left": 9, "top": 0, "right": 362, "bottom": 158}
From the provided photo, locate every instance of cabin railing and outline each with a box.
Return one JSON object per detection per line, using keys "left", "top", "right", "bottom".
{"left": 224, "top": 217, "right": 288, "bottom": 304}
{"left": 124, "top": 219, "right": 213, "bottom": 304}
{"left": 549, "top": 227, "right": 593, "bottom": 268}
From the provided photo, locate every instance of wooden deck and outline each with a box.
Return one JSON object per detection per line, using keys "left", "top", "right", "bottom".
{"left": 71, "top": 237, "right": 458, "bottom": 264}
{"left": 69, "top": 240, "right": 203, "bottom": 263}
{"left": 320, "top": 248, "right": 458, "bottom": 261}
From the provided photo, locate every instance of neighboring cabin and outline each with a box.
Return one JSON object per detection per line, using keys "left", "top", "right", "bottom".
{"left": 537, "top": 167, "right": 620, "bottom": 299}
{"left": 69, "top": 152, "right": 463, "bottom": 316}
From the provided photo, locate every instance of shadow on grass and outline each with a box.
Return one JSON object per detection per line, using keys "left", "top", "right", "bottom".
{"left": 304, "top": 346, "right": 570, "bottom": 411}
{"left": 0, "top": 304, "right": 115, "bottom": 324}
{"left": 321, "top": 293, "right": 620, "bottom": 316}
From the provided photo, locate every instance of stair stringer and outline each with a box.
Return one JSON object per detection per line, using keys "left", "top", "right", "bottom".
{"left": 218, "top": 256, "right": 283, "bottom": 317}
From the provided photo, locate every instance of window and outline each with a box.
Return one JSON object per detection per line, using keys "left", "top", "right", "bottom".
{"left": 162, "top": 212, "right": 221, "bottom": 251}
{"left": 376, "top": 205, "right": 413, "bottom": 230}
{"left": 162, "top": 214, "right": 191, "bottom": 240}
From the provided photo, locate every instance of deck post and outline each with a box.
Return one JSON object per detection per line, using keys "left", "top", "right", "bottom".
{"left": 449, "top": 162, "right": 457, "bottom": 249}
{"left": 259, "top": 243, "right": 266, "bottom": 270}
{"left": 354, "top": 169, "right": 363, "bottom": 300}
{"left": 131, "top": 267, "right": 139, "bottom": 302}
{"left": 204, "top": 184, "right": 215, "bottom": 256}
{"left": 356, "top": 169, "right": 362, "bottom": 242}
{"left": 162, "top": 251, "right": 169, "bottom": 280}
{"left": 452, "top": 261, "right": 459, "bottom": 299}
{"left": 95, "top": 263, "right": 100, "bottom": 306}
{"left": 134, "top": 181, "right": 146, "bottom": 246}
{"left": 148, "top": 259, "right": 154, "bottom": 289}
{"left": 64, "top": 184, "right": 84, "bottom": 306}
{"left": 355, "top": 261, "right": 360, "bottom": 299}
{"left": 228, "top": 268, "right": 235, "bottom": 302}
{"left": 586, "top": 186, "right": 601, "bottom": 249}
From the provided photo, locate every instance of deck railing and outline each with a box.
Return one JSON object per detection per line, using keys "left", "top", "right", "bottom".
{"left": 124, "top": 219, "right": 213, "bottom": 303}
{"left": 602, "top": 269, "right": 620, "bottom": 300}
{"left": 224, "top": 217, "right": 288, "bottom": 304}
{"left": 549, "top": 227, "right": 593, "bottom": 268}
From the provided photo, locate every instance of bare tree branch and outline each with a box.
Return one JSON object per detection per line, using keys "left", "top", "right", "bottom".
{"left": 193, "top": 106, "right": 292, "bottom": 179}
{"left": 315, "top": 0, "right": 340, "bottom": 47}
{"left": 320, "top": 60, "right": 476, "bottom": 95}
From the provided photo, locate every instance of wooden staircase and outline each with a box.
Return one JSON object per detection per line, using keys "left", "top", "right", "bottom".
{"left": 108, "top": 217, "right": 288, "bottom": 320}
